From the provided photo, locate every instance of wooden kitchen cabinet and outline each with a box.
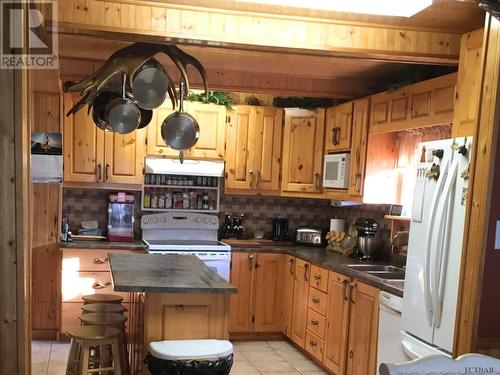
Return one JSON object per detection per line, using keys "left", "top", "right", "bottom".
{"left": 369, "top": 73, "right": 456, "bottom": 134}
{"left": 63, "top": 93, "right": 145, "bottom": 186}
{"left": 325, "top": 102, "right": 353, "bottom": 152}
{"left": 348, "top": 98, "right": 370, "bottom": 197}
{"left": 452, "top": 28, "right": 484, "bottom": 137}
{"left": 146, "top": 101, "right": 226, "bottom": 159}
{"left": 282, "top": 108, "right": 325, "bottom": 194}
{"left": 283, "top": 255, "right": 295, "bottom": 337}
{"left": 345, "top": 281, "right": 379, "bottom": 375}
{"left": 229, "top": 252, "right": 284, "bottom": 333}
{"left": 291, "top": 258, "right": 311, "bottom": 347}
{"left": 225, "top": 106, "right": 283, "bottom": 194}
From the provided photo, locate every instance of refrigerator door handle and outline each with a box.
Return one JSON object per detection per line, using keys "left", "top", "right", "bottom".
{"left": 432, "top": 159, "right": 459, "bottom": 328}
{"left": 424, "top": 158, "right": 450, "bottom": 327}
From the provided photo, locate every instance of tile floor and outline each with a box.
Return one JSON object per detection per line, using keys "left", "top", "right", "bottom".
{"left": 32, "top": 339, "right": 328, "bottom": 375}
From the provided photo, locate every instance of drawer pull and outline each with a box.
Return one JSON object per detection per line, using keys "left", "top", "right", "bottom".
{"left": 312, "top": 297, "right": 320, "bottom": 304}
{"left": 313, "top": 274, "right": 321, "bottom": 280}
{"left": 309, "top": 341, "right": 317, "bottom": 347}
{"left": 93, "top": 257, "right": 109, "bottom": 264}
{"left": 311, "top": 320, "right": 319, "bottom": 326}
{"left": 92, "top": 281, "right": 112, "bottom": 289}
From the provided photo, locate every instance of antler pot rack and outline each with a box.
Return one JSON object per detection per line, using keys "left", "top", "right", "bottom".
{"left": 64, "top": 42, "right": 209, "bottom": 162}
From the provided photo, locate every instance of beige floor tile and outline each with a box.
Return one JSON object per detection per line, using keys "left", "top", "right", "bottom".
{"left": 299, "top": 371, "right": 329, "bottom": 375}
{"left": 234, "top": 341, "right": 272, "bottom": 353}
{"left": 287, "top": 358, "right": 323, "bottom": 372}
{"left": 253, "top": 358, "right": 298, "bottom": 374}
{"left": 46, "top": 361, "right": 67, "bottom": 375}
{"left": 230, "top": 361, "right": 261, "bottom": 374}
{"left": 31, "top": 362, "right": 48, "bottom": 375}
{"left": 233, "top": 350, "right": 251, "bottom": 363}
{"left": 243, "top": 350, "right": 284, "bottom": 364}
{"left": 266, "top": 340, "right": 296, "bottom": 351}
{"left": 276, "top": 349, "right": 310, "bottom": 362}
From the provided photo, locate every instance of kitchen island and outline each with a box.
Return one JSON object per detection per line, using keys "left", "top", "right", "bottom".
{"left": 109, "top": 253, "right": 237, "bottom": 374}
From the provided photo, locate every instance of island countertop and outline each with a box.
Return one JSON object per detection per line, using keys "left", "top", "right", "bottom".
{"left": 108, "top": 253, "right": 237, "bottom": 294}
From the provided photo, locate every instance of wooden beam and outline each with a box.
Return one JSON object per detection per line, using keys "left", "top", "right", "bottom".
{"left": 55, "top": 0, "right": 462, "bottom": 64}
{"left": 454, "top": 14, "right": 500, "bottom": 356}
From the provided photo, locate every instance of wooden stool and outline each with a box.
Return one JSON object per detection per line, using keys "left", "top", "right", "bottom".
{"left": 82, "top": 303, "right": 127, "bottom": 315}
{"left": 80, "top": 313, "right": 129, "bottom": 375}
{"left": 66, "top": 325, "right": 122, "bottom": 375}
{"left": 82, "top": 294, "right": 123, "bottom": 305}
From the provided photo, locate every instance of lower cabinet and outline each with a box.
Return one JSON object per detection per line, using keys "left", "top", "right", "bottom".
{"left": 282, "top": 255, "right": 295, "bottom": 337}
{"left": 229, "top": 252, "right": 284, "bottom": 333}
{"left": 291, "top": 258, "right": 310, "bottom": 347}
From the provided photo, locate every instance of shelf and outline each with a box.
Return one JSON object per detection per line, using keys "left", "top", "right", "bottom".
{"left": 143, "top": 184, "right": 219, "bottom": 190}
{"left": 384, "top": 215, "right": 411, "bottom": 222}
{"left": 141, "top": 208, "right": 219, "bottom": 214}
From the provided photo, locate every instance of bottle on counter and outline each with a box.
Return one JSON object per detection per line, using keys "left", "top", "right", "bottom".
{"left": 143, "top": 190, "right": 151, "bottom": 208}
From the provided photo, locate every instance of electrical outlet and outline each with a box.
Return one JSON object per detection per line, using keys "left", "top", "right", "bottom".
{"left": 495, "top": 221, "right": 500, "bottom": 250}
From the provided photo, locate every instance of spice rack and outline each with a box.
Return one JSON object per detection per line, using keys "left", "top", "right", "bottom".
{"left": 141, "top": 173, "right": 221, "bottom": 213}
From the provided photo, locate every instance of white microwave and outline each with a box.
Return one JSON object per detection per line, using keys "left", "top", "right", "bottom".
{"left": 323, "top": 153, "right": 350, "bottom": 189}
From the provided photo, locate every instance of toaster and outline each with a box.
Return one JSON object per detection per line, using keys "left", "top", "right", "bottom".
{"left": 295, "top": 227, "right": 327, "bottom": 247}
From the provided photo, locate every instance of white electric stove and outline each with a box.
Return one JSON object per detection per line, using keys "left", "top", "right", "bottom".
{"left": 141, "top": 212, "right": 231, "bottom": 280}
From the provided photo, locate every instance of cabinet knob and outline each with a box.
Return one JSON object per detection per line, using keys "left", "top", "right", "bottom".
{"left": 93, "top": 257, "right": 109, "bottom": 264}
{"left": 309, "top": 341, "right": 317, "bottom": 347}
{"left": 312, "top": 297, "right": 320, "bottom": 304}
{"left": 311, "top": 319, "right": 319, "bottom": 326}
{"left": 349, "top": 350, "right": 354, "bottom": 359}
{"left": 313, "top": 273, "right": 321, "bottom": 280}
{"left": 92, "top": 281, "right": 111, "bottom": 290}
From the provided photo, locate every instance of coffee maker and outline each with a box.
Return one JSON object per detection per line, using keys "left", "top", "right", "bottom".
{"left": 272, "top": 217, "right": 289, "bottom": 241}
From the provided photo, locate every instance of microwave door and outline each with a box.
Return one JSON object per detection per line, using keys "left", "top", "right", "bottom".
{"left": 324, "top": 160, "right": 340, "bottom": 188}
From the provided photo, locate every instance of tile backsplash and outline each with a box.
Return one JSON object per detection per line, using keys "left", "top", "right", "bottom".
{"left": 63, "top": 188, "right": 391, "bottom": 244}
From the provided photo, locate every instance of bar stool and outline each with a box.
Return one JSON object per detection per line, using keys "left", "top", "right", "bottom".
{"left": 82, "top": 294, "right": 123, "bottom": 305}
{"left": 66, "top": 325, "right": 122, "bottom": 375}
{"left": 82, "top": 303, "right": 127, "bottom": 315}
{"left": 80, "top": 313, "right": 129, "bottom": 375}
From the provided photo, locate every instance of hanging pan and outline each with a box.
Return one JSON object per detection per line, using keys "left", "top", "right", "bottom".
{"left": 105, "top": 73, "right": 141, "bottom": 134}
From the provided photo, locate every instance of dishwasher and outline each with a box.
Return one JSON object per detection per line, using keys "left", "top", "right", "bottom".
{"left": 376, "top": 291, "right": 410, "bottom": 373}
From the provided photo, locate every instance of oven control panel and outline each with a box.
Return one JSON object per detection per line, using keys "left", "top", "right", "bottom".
{"left": 141, "top": 212, "right": 219, "bottom": 230}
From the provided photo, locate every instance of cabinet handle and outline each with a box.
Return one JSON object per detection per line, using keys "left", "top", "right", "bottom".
{"left": 312, "top": 297, "right": 320, "bottom": 304}
{"left": 309, "top": 341, "right": 317, "bottom": 347}
{"left": 105, "top": 163, "right": 110, "bottom": 182}
{"left": 314, "top": 173, "right": 321, "bottom": 190}
{"left": 96, "top": 163, "right": 102, "bottom": 182}
{"left": 289, "top": 258, "right": 295, "bottom": 275}
{"left": 311, "top": 319, "right": 319, "bottom": 326}
{"left": 349, "top": 350, "right": 354, "bottom": 359}
{"left": 349, "top": 282, "right": 357, "bottom": 304}
{"left": 249, "top": 254, "right": 255, "bottom": 271}
{"left": 355, "top": 173, "right": 361, "bottom": 192}
{"left": 249, "top": 170, "right": 254, "bottom": 188}
{"left": 255, "top": 171, "right": 261, "bottom": 187}
{"left": 313, "top": 273, "right": 321, "bottom": 281}
{"left": 93, "top": 257, "right": 109, "bottom": 265}
{"left": 92, "top": 281, "right": 112, "bottom": 290}
{"left": 304, "top": 264, "right": 310, "bottom": 282}
{"left": 335, "top": 127, "right": 341, "bottom": 145}
{"left": 331, "top": 128, "right": 337, "bottom": 145}
{"left": 342, "top": 279, "right": 349, "bottom": 301}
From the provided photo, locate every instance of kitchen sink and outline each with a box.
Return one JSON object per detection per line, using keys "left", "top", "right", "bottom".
{"left": 364, "top": 271, "right": 405, "bottom": 279}
{"left": 343, "top": 264, "right": 404, "bottom": 273}
{"left": 384, "top": 279, "right": 405, "bottom": 291}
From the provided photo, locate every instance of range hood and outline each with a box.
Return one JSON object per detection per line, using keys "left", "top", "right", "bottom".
{"left": 145, "top": 157, "right": 224, "bottom": 177}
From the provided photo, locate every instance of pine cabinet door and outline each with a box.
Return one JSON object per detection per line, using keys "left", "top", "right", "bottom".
{"left": 229, "top": 252, "right": 255, "bottom": 333}
{"left": 104, "top": 128, "right": 145, "bottom": 184}
{"left": 146, "top": 104, "right": 177, "bottom": 157}
{"left": 185, "top": 102, "right": 226, "bottom": 159}
{"left": 282, "top": 108, "right": 325, "bottom": 193}
{"left": 254, "top": 107, "right": 283, "bottom": 192}
{"left": 345, "top": 281, "right": 379, "bottom": 375}
{"left": 63, "top": 93, "right": 105, "bottom": 183}
{"left": 254, "top": 253, "right": 284, "bottom": 332}
{"left": 324, "top": 271, "right": 351, "bottom": 375}
{"left": 325, "top": 102, "right": 353, "bottom": 152}
{"left": 225, "top": 106, "right": 258, "bottom": 189}
{"left": 282, "top": 255, "right": 295, "bottom": 337}
{"left": 348, "top": 99, "right": 369, "bottom": 197}
{"left": 291, "top": 258, "right": 311, "bottom": 347}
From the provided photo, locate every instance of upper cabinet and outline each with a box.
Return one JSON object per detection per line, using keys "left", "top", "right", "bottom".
{"left": 225, "top": 106, "right": 283, "bottom": 194}
{"left": 281, "top": 108, "right": 325, "bottom": 194}
{"left": 369, "top": 73, "right": 456, "bottom": 134}
{"left": 348, "top": 99, "right": 370, "bottom": 197}
{"left": 325, "top": 102, "right": 353, "bottom": 153}
{"left": 146, "top": 101, "right": 226, "bottom": 160}
{"left": 63, "top": 93, "right": 146, "bottom": 186}
{"left": 452, "top": 28, "right": 484, "bottom": 137}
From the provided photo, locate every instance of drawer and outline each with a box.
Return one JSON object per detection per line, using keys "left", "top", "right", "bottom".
{"left": 306, "top": 308, "right": 326, "bottom": 338}
{"left": 61, "top": 270, "right": 131, "bottom": 303}
{"left": 305, "top": 330, "right": 324, "bottom": 363}
{"left": 62, "top": 249, "right": 142, "bottom": 272}
{"left": 310, "top": 265, "right": 328, "bottom": 293}
{"left": 61, "top": 302, "right": 131, "bottom": 337}
{"left": 308, "top": 287, "right": 327, "bottom": 316}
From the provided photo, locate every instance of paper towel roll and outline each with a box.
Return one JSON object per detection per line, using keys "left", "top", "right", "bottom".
{"left": 330, "top": 218, "right": 345, "bottom": 232}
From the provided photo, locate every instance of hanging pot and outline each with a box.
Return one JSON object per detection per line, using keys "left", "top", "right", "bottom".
{"left": 105, "top": 74, "right": 141, "bottom": 134}
{"left": 132, "top": 58, "right": 170, "bottom": 110}
{"left": 161, "top": 79, "right": 199, "bottom": 163}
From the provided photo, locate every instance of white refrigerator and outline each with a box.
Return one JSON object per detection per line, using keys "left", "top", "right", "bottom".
{"left": 401, "top": 137, "right": 472, "bottom": 359}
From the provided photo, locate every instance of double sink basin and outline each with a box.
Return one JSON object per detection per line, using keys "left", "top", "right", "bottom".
{"left": 342, "top": 264, "right": 405, "bottom": 291}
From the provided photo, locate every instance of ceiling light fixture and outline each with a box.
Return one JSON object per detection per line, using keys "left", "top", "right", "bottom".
{"left": 235, "top": 0, "right": 433, "bottom": 17}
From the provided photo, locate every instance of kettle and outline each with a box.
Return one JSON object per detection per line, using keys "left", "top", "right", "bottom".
{"left": 272, "top": 217, "right": 289, "bottom": 241}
